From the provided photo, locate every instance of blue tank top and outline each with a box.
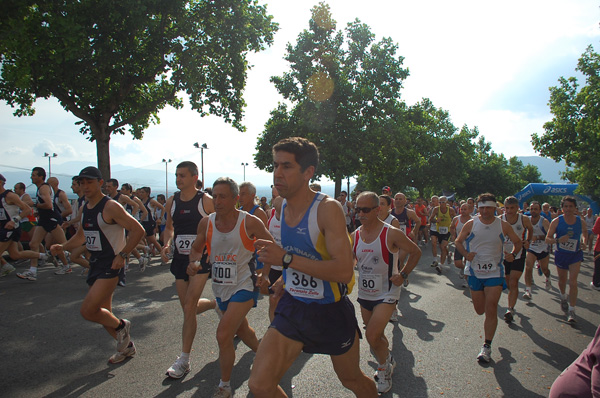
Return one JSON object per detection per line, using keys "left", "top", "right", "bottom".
{"left": 555, "top": 215, "right": 583, "bottom": 254}
{"left": 281, "top": 192, "right": 354, "bottom": 304}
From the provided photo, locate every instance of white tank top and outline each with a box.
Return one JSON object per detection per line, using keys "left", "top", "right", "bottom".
{"left": 206, "top": 211, "right": 257, "bottom": 302}
{"left": 267, "top": 211, "right": 283, "bottom": 271}
{"left": 353, "top": 224, "right": 400, "bottom": 303}
{"left": 529, "top": 216, "right": 548, "bottom": 253}
{"left": 465, "top": 217, "right": 505, "bottom": 279}
{"left": 502, "top": 213, "right": 524, "bottom": 258}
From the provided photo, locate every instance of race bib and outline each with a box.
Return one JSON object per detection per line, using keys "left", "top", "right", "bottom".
{"left": 286, "top": 270, "right": 324, "bottom": 299}
{"left": 399, "top": 225, "right": 406, "bottom": 234}
{"left": 472, "top": 256, "right": 497, "bottom": 274}
{"left": 175, "top": 234, "right": 196, "bottom": 255}
{"left": 212, "top": 262, "right": 237, "bottom": 285}
{"left": 559, "top": 238, "right": 578, "bottom": 252}
{"left": 84, "top": 230, "right": 102, "bottom": 251}
{"left": 438, "top": 226, "right": 448, "bottom": 234}
{"left": 430, "top": 222, "right": 437, "bottom": 231}
{"left": 0, "top": 209, "right": 6, "bottom": 221}
{"left": 359, "top": 274, "right": 383, "bottom": 296}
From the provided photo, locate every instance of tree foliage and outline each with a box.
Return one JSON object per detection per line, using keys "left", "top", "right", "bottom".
{"left": 532, "top": 45, "right": 600, "bottom": 199}
{"left": 0, "top": 0, "right": 277, "bottom": 178}
{"left": 255, "top": 2, "right": 408, "bottom": 195}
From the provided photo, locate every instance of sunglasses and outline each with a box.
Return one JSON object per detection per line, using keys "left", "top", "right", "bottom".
{"left": 355, "top": 206, "right": 378, "bottom": 214}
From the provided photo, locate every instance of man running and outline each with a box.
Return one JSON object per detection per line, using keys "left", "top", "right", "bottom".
{"left": 450, "top": 202, "right": 472, "bottom": 288}
{"left": 429, "top": 196, "right": 456, "bottom": 274}
{"left": 353, "top": 191, "right": 421, "bottom": 393}
{"left": 187, "top": 177, "right": 272, "bottom": 397}
{"left": 161, "top": 161, "right": 216, "bottom": 379}
{"left": 50, "top": 167, "right": 145, "bottom": 363}
{"left": 523, "top": 201, "right": 552, "bottom": 299}
{"left": 501, "top": 196, "right": 533, "bottom": 324}
{"left": 545, "top": 196, "right": 588, "bottom": 323}
{"left": 17, "top": 167, "right": 69, "bottom": 281}
{"left": 455, "top": 193, "right": 522, "bottom": 363}
{"left": 249, "top": 137, "right": 377, "bottom": 398}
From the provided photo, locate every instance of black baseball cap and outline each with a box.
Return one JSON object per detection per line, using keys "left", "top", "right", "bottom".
{"left": 77, "top": 166, "right": 103, "bottom": 180}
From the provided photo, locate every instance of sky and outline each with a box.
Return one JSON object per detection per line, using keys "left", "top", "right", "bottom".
{"left": 1, "top": 0, "right": 599, "bottom": 190}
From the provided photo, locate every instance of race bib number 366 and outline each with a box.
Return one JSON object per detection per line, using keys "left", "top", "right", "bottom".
{"left": 286, "top": 270, "right": 324, "bottom": 299}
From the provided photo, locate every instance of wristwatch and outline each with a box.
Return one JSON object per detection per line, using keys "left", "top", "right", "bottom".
{"left": 118, "top": 251, "right": 128, "bottom": 259}
{"left": 282, "top": 252, "right": 294, "bottom": 269}
{"left": 400, "top": 271, "right": 408, "bottom": 280}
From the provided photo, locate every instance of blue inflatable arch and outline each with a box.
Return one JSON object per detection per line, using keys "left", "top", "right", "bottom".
{"left": 514, "top": 183, "right": 600, "bottom": 214}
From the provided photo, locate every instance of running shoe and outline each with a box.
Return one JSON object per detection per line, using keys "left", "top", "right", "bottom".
{"left": 477, "top": 344, "right": 492, "bottom": 363}
{"left": 166, "top": 356, "right": 190, "bottom": 379}
{"left": 54, "top": 265, "right": 72, "bottom": 275}
{"left": 139, "top": 256, "right": 147, "bottom": 272}
{"left": 435, "top": 265, "right": 442, "bottom": 275}
{"left": 389, "top": 309, "right": 399, "bottom": 323}
{"left": 560, "top": 298, "right": 569, "bottom": 312}
{"left": 590, "top": 282, "right": 600, "bottom": 291}
{"left": 109, "top": 341, "right": 136, "bottom": 364}
{"left": 431, "top": 260, "right": 438, "bottom": 267}
{"left": 1, "top": 262, "right": 16, "bottom": 277}
{"left": 116, "top": 319, "right": 131, "bottom": 352}
{"left": 118, "top": 279, "right": 126, "bottom": 287}
{"left": 403, "top": 276, "right": 409, "bottom": 287}
{"left": 213, "top": 386, "right": 232, "bottom": 398}
{"left": 16, "top": 270, "right": 37, "bottom": 281}
{"left": 376, "top": 363, "right": 392, "bottom": 393}
{"left": 447, "top": 255, "right": 452, "bottom": 264}
{"left": 567, "top": 310, "right": 576, "bottom": 323}
{"left": 522, "top": 291, "right": 532, "bottom": 300}
{"left": 503, "top": 309, "right": 514, "bottom": 324}
{"left": 545, "top": 278, "right": 551, "bottom": 290}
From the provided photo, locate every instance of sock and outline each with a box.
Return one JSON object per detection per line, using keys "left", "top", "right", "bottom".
{"left": 561, "top": 293, "right": 568, "bottom": 300}
{"left": 568, "top": 305, "right": 575, "bottom": 312}
{"left": 525, "top": 287, "right": 531, "bottom": 293}
{"left": 219, "top": 380, "right": 230, "bottom": 389}
{"left": 29, "top": 266, "right": 37, "bottom": 274}
{"left": 38, "top": 253, "right": 46, "bottom": 259}
{"left": 116, "top": 319, "right": 125, "bottom": 331}
{"left": 484, "top": 339, "right": 492, "bottom": 347}
{"left": 180, "top": 352, "right": 190, "bottom": 362}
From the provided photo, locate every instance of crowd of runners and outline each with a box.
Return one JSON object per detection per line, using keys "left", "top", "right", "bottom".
{"left": 1, "top": 136, "right": 599, "bottom": 397}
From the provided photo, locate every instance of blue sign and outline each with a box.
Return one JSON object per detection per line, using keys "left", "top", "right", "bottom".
{"left": 514, "top": 183, "right": 599, "bottom": 214}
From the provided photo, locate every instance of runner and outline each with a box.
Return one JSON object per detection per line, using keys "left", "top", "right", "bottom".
{"left": 378, "top": 195, "right": 399, "bottom": 228}
{"left": 450, "top": 202, "right": 472, "bottom": 288}
{"left": 266, "top": 195, "right": 284, "bottom": 322}
{"left": 339, "top": 190, "right": 354, "bottom": 232}
{"left": 17, "top": 167, "right": 69, "bottom": 281}
{"left": 60, "top": 176, "right": 90, "bottom": 274}
{"left": 584, "top": 208, "right": 596, "bottom": 256}
{"left": 136, "top": 187, "right": 164, "bottom": 259}
{"left": 249, "top": 137, "right": 377, "bottom": 397}
{"left": 161, "top": 161, "right": 217, "bottom": 379}
{"left": 187, "top": 177, "right": 272, "bottom": 397}
{"left": 545, "top": 196, "right": 588, "bottom": 323}
{"left": 50, "top": 167, "right": 145, "bottom": 364}
{"left": 414, "top": 197, "right": 429, "bottom": 245}
{"left": 352, "top": 191, "right": 421, "bottom": 393}
{"left": 429, "top": 196, "right": 456, "bottom": 274}
{"left": 523, "top": 201, "right": 552, "bottom": 299}
{"left": 455, "top": 193, "right": 522, "bottom": 363}
{"left": 501, "top": 196, "right": 533, "bottom": 324}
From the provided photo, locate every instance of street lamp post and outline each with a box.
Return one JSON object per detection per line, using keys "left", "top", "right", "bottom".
{"left": 162, "top": 159, "right": 172, "bottom": 197}
{"left": 43, "top": 152, "right": 58, "bottom": 177}
{"left": 241, "top": 162, "right": 248, "bottom": 181}
{"left": 193, "top": 142, "right": 208, "bottom": 188}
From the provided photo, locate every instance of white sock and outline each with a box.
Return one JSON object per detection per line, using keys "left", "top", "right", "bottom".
{"left": 219, "top": 380, "right": 230, "bottom": 389}
{"left": 561, "top": 293, "right": 568, "bottom": 300}
{"left": 29, "top": 267, "right": 37, "bottom": 274}
{"left": 180, "top": 352, "right": 190, "bottom": 362}
{"left": 525, "top": 287, "right": 531, "bottom": 293}
{"left": 568, "top": 305, "right": 575, "bottom": 312}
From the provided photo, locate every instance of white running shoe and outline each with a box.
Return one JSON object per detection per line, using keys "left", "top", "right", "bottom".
{"left": 477, "top": 344, "right": 492, "bottom": 363}
{"left": 109, "top": 341, "right": 136, "bottom": 364}
{"left": 54, "top": 265, "right": 72, "bottom": 275}
{"left": 1, "top": 262, "right": 16, "bottom": 277}
{"left": 213, "top": 386, "right": 232, "bottom": 398}
{"left": 567, "top": 310, "right": 576, "bottom": 323}
{"left": 116, "top": 319, "right": 131, "bottom": 352}
{"left": 139, "top": 256, "right": 147, "bottom": 272}
{"left": 16, "top": 270, "right": 37, "bottom": 281}
{"left": 166, "top": 356, "right": 190, "bottom": 379}
{"left": 522, "top": 291, "right": 532, "bottom": 300}
{"left": 545, "top": 278, "right": 552, "bottom": 290}
{"left": 389, "top": 309, "right": 399, "bottom": 323}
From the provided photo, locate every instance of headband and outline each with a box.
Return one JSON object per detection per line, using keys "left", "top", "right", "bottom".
{"left": 478, "top": 201, "right": 497, "bottom": 208}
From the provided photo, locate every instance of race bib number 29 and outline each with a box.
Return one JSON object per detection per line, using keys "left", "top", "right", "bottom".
{"left": 176, "top": 234, "right": 196, "bottom": 255}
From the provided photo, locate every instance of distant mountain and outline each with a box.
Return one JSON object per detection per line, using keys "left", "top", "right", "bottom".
{"left": 516, "top": 156, "right": 567, "bottom": 184}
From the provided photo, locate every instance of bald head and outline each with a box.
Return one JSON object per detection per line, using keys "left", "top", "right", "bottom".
{"left": 47, "top": 177, "right": 59, "bottom": 189}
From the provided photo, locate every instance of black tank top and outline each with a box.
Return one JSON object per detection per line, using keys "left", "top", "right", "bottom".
{"left": 172, "top": 191, "right": 209, "bottom": 264}
{"left": 82, "top": 196, "right": 125, "bottom": 264}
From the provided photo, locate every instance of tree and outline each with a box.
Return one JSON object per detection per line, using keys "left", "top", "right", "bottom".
{"left": 254, "top": 2, "right": 408, "bottom": 196}
{"left": 532, "top": 45, "right": 600, "bottom": 199}
{"left": 0, "top": 0, "right": 277, "bottom": 179}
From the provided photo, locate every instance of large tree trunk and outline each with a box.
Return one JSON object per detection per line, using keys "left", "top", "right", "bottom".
{"left": 92, "top": 125, "right": 111, "bottom": 181}
{"left": 334, "top": 177, "right": 342, "bottom": 199}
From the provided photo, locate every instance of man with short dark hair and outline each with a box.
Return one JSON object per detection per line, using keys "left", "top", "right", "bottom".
{"left": 50, "top": 167, "right": 144, "bottom": 363}
{"left": 249, "top": 137, "right": 377, "bottom": 398}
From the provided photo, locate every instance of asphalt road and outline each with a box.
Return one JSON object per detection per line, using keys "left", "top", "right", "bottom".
{"left": 1, "top": 243, "right": 599, "bottom": 398}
